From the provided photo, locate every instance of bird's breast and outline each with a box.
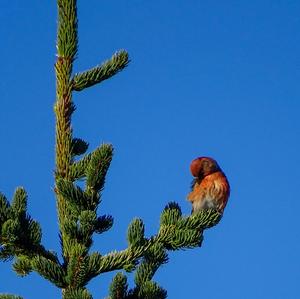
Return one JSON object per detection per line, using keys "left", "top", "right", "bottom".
{"left": 187, "top": 171, "right": 230, "bottom": 202}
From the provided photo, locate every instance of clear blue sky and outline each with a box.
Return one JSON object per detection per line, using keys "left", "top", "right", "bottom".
{"left": 1, "top": 1, "right": 300, "bottom": 298}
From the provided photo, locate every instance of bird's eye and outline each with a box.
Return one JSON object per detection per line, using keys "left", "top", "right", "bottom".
{"left": 202, "top": 160, "right": 210, "bottom": 168}
{"left": 202, "top": 159, "right": 217, "bottom": 172}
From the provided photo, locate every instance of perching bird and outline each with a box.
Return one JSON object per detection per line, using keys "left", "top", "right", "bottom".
{"left": 187, "top": 157, "right": 230, "bottom": 214}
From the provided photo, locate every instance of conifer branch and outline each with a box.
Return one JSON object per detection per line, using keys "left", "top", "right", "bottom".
{"left": 134, "top": 243, "right": 168, "bottom": 287}
{"left": 92, "top": 207, "right": 220, "bottom": 277}
{"left": 13, "top": 256, "right": 32, "bottom": 276}
{"left": 0, "top": 190, "right": 59, "bottom": 270}
{"left": 71, "top": 138, "right": 89, "bottom": 157}
{"left": 105, "top": 207, "right": 221, "bottom": 298}
{"left": 63, "top": 288, "right": 93, "bottom": 299}
{"left": 85, "top": 144, "right": 113, "bottom": 194}
{"left": 0, "top": 295, "right": 24, "bottom": 299}
{"left": 108, "top": 273, "right": 129, "bottom": 299}
{"left": 95, "top": 215, "right": 114, "bottom": 234}
{"left": 69, "top": 143, "right": 113, "bottom": 183}
{"left": 54, "top": 0, "right": 79, "bottom": 262}
{"left": 31, "top": 255, "right": 67, "bottom": 288}
{"left": 128, "top": 243, "right": 168, "bottom": 299}
{"left": 57, "top": 0, "right": 78, "bottom": 59}
{"left": 72, "top": 51, "right": 129, "bottom": 91}
{"left": 1, "top": 0, "right": 227, "bottom": 297}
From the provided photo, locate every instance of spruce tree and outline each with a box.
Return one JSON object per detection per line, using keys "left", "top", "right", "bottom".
{"left": 0, "top": 1, "right": 223, "bottom": 298}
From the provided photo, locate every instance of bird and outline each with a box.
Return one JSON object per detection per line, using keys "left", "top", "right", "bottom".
{"left": 187, "top": 157, "right": 230, "bottom": 214}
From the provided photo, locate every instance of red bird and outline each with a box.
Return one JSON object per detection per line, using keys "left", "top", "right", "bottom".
{"left": 187, "top": 157, "right": 230, "bottom": 214}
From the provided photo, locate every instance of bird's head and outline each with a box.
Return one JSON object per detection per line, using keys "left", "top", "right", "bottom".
{"left": 190, "top": 157, "right": 221, "bottom": 179}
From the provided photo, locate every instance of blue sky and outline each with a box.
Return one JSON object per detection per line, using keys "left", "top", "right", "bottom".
{"left": 1, "top": 1, "right": 300, "bottom": 298}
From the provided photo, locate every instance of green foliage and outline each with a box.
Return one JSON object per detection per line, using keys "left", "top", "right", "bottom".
{"left": 11, "top": 188, "right": 27, "bottom": 217}
{"left": 69, "top": 143, "right": 113, "bottom": 183}
{"left": 66, "top": 250, "right": 89, "bottom": 287}
{"left": 79, "top": 211, "right": 97, "bottom": 236}
{"left": 12, "top": 256, "right": 32, "bottom": 276}
{"left": 158, "top": 206, "right": 221, "bottom": 250}
{"left": 2, "top": 219, "right": 21, "bottom": 243}
{"left": 31, "top": 256, "right": 66, "bottom": 288}
{"left": 0, "top": 0, "right": 226, "bottom": 298}
{"left": 85, "top": 143, "right": 113, "bottom": 193}
{"left": 94, "top": 215, "right": 114, "bottom": 234}
{"left": 160, "top": 202, "right": 182, "bottom": 226}
{"left": 71, "top": 138, "right": 89, "bottom": 156}
{"left": 109, "top": 272, "right": 128, "bottom": 299}
{"left": 56, "top": 179, "right": 93, "bottom": 213}
{"left": 0, "top": 295, "right": 23, "bottom": 299}
{"left": 56, "top": 0, "right": 78, "bottom": 59}
{"left": 133, "top": 280, "right": 167, "bottom": 299}
{"left": 134, "top": 243, "right": 168, "bottom": 287}
{"left": 70, "top": 155, "right": 91, "bottom": 180}
{"left": 86, "top": 252, "right": 102, "bottom": 278}
{"left": 72, "top": 51, "right": 129, "bottom": 91}
{"left": 63, "top": 288, "right": 93, "bottom": 299}
{"left": 0, "top": 188, "right": 56, "bottom": 268}
{"left": 0, "top": 193, "right": 11, "bottom": 225}
{"left": 127, "top": 219, "right": 145, "bottom": 247}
